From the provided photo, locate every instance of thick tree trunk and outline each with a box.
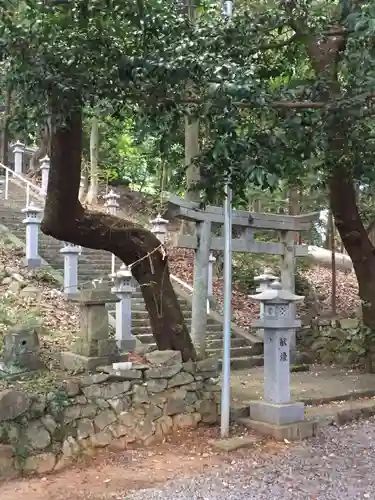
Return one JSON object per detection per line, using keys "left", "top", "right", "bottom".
{"left": 41, "top": 100, "right": 196, "bottom": 361}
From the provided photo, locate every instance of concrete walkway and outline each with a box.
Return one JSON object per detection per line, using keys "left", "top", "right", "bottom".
{"left": 231, "top": 366, "right": 375, "bottom": 404}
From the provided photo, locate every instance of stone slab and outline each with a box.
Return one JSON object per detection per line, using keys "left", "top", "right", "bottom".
{"left": 231, "top": 366, "right": 375, "bottom": 406}
{"left": 249, "top": 400, "right": 305, "bottom": 426}
{"left": 117, "top": 338, "right": 137, "bottom": 352}
{"left": 61, "top": 352, "right": 128, "bottom": 372}
{"left": 24, "top": 257, "right": 41, "bottom": 269}
{"left": 239, "top": 417, "right": 317, "bottom": 441}
{"left": 209, "top": 435, "right": 260, "bottom": 452}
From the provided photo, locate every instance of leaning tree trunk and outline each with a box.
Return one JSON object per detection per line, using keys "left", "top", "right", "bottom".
{"left": 41, "top": 97, "right": 196, "bottom": 362}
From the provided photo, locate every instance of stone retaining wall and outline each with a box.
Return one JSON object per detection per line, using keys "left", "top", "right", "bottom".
{"left": 0, "top": 352, "right": 220, "bottom": 478}
{"left": 297, "top": 318, "right": 361, "bottom": 366}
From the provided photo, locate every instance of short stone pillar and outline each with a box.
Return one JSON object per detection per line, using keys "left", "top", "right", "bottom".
{"left": 207, "top": 253, "right": 216, "bottom": 309}
{"left": 12, "top": 141, "right": 25, "bottom": 175}
{"left": 247, "top": 281, "right": 312, "bottom": 440}
{"left": 61, "top": 289, "right": 126, "bottom": 371}
{"left": 150, "top": 214, "right": 169, "bottom": 244}
{"left": 60, "top": 242, "right": 82, "bottom": 296}
{"left": 111, "top": 264, "right": 136, "bottom": 352}
{"left": 40, "top": 155, "right": 50, "bottom": 193}
{"left": 104, "top": 189, "right": 120, "bottom": 216}
{"left": 22, "top": 203, "right": 42, "bottom": 268}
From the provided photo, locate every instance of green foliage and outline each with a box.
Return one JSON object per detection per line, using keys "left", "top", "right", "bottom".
{"left": 1, "top": 0, "right": 375, "bottom": 203}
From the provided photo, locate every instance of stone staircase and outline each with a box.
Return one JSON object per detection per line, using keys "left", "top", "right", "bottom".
{"left": 0, "top": 176, "right": 264, "bottom": 369}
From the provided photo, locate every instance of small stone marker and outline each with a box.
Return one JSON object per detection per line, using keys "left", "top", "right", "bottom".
{"left": 210, "top": 435, "right": 260, "bottom": 452}
{"left": 247, "top": 281, "right": 308, "bottom": 433}
{"left": 61, "top": 289, "right": 127, "bottom": 371}
{"left": 1, "top": 324, "right": 44, "bottom": 373}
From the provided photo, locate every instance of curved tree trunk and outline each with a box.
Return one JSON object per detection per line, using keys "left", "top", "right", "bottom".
{"left": 41, "top": 98, "right": 196, "bottom": 362}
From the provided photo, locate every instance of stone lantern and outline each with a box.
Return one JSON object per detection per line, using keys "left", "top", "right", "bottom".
{"left": 22, "top": 203, "right": 43, "bottom": 268}
{"left": 248, "top": 280, "right": 305, "bottom": 427}
{"left": 104, "top": 189, "right": 120, "bottom": 216}
{"left": 104, "top": 189, "right": 120, "bottom": 275}
{"left": 111, "top": 264, "right": 136, "bottom": 351}
{"left": 40, "top": 155, "right": 50, "bottom": 193}
{"left": 150, "top": 214, "right": 169, "bottom": 244}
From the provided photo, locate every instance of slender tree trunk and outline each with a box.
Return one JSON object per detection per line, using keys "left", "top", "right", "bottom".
{"left": 328, "top": 209, "right": 336, "bottom": 316}
{"left": 29, "top": 117, "right": 52, "bottom": 173}
{"left": 0, "top": 85, "right": 11, "bottom": 165}
{"left": 288, "top": 185, "right": 300, "bottom": 243}
{"left": 41, "top": 97, "right": 196, "bottom": 361}
{"left": 181, "top": 0, "right": 200, "bottom": 234}
{"left": 86, "top": 116, "right": 99, "bottom": 205}
{"left": 305, "top": 25, "right": 375, "bottom": 371}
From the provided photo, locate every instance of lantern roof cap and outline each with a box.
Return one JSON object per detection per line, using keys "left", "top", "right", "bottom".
{"left": 249, "top": 280, "right": 304, "bottom": 303}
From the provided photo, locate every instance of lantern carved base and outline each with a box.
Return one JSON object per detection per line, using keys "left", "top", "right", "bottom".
{"left": 243, "top": 418, "right": 317, "bottom": 441}
{"left": 249, "top": 400, "right": 305, "bottom": 426}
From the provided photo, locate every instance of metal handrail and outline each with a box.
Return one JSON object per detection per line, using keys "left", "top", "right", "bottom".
{"left": 170, "top": 273, "right": 210, "bottom": 314}
{"left": 0, "top": 160, "right": 209, "bottom": 310}
{"left": 0, "top": 162, "right": 46, "bottom": 206}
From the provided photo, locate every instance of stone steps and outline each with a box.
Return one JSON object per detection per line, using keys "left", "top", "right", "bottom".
{"left": 0, "top": 178, "right": 264, "bottom": 370}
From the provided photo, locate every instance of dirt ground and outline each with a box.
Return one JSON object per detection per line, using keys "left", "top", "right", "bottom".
{"left": 231, "top": 366, "right": 375, "bottom": 405}
{"left": 0, "top": 425, "right": 279, "bottom": 500}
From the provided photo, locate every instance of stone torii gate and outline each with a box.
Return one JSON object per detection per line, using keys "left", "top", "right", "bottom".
{"left": 167, "top": 194, "right": 319, "bottom": 358}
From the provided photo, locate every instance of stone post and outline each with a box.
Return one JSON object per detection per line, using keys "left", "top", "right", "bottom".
{"left": 60, "top": 242, "right": 82, "bottom": 296}
{"left": 247, "top": 281, "right": 309, "bottom": 439}
{"left": 12, "top": 141, "right": 25, "bottom": 175}
{"left": 40, "top": 155, "right": 50, "bottom": 193}
{"left": 191, "top": 220, "right": 212, "bottom": 358}
{"left": 207, "top": 252, "right": 216, "bottom": 309}
{"left": 150, "top": 214, "right": 169, "bottom": 244}
{"left": 22, "top": 203, "right": 42, "bottom": 268}
{"left": 111, "top": 264, "right": 136, "bottom": 352}
{"left": 281, "top": 230, "right": 297, "bottom": 360}
{"left": 104, "top": 189, "right": 120, "bottom": 275}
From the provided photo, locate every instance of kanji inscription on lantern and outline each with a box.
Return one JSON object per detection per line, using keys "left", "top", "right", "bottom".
{"left": 279, "top": 337, "right": 287, "bottom": 347}
{"left": 280, "top": 351, "right": 288, "bottom": 362}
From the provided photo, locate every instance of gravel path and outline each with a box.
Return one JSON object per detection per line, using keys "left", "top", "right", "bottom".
{"left": 126, "top": 418, "right": 375, "bottom": 500}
